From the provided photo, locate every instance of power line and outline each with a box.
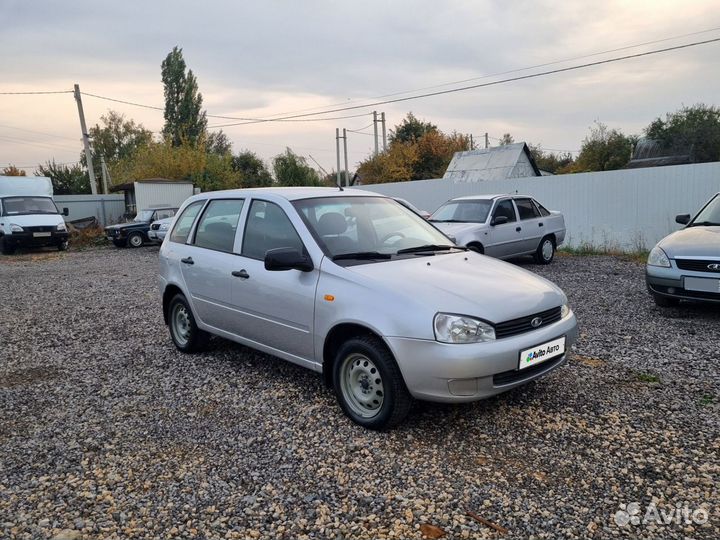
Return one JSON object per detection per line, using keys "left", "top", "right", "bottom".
{"left": 0, "top": 134, "right": 80, "bottom": 153}
{"left": 0, "top": 123, "right": 80, "bottom": 142}
{"left": 0, "top": 161, "right": 81, "bottom": 169}
{"left": 207, "top": 112, "right": 372, "bottom": 128}
{"left": 0, "top": 90, "right": 72, "bottom": 95}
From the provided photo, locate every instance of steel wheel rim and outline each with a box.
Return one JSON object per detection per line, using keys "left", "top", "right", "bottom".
{"left": 129, "top": 235, "right": 142, "bottom": 247}
{"left": 172, "top": 304, "right": 191, "bottom": 346}
{"left": 340, "top": 353, "right": 385, "bottom": 418}
{"left": 542, "top": 240, "right": 553, "bottom": 260}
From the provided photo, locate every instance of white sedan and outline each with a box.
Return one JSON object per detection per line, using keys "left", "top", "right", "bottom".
{"left": 148, "top": 216, "right": 174, "bottom": 243}
{"left": 429, "top": 194, "right": 566, "bottom": 264}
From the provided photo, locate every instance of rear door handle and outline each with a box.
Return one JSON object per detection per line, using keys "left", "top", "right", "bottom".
{"left": 232, "top": 269, "right": 250, "bottom": 279}
{"left": 181, "top": 257, "right": 194, "bottom": 265}
{"left": 539, "top": 222, "right": 544, "bottom": 227}
{"left": 516, "top": 227, "right": 522, "bottom": 232}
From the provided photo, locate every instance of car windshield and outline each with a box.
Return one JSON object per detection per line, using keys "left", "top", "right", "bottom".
{"left": 430, "top": 200, "right": 493, "bottom": 223}
{"left": 134, "top": 210, "right": 155, "bottom": 222}
{"left": 691, "top": 194, "right": 720, "bottom": 226}
{"left": 1, "top": 196, "right": 59, "bottom": 216}
{"left": 293, "top": 196, "right": 454, "bottom": 259}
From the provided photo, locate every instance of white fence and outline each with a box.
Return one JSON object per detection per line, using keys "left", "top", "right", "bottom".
{"left": 359, "top": 162, "right": 720, "bottom": 251}
{"left": 54, "top": 194, "right": 125, "bottom": 226}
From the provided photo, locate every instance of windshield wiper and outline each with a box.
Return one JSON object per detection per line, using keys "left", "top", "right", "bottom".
{"left": 396, "top": 244, "right": 460, "bottom": 254}
{"left": 429, "top": 219, "right": 466, "bottom": 223}
{"left": 690, "top": 221, "right": 720, "bottom": 227}
{"left": 332, "top": 251, "right": 392, "bottom": 261}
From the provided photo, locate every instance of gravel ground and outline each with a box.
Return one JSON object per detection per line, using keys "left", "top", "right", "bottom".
{"left": 0, "top": 247, "right": 718, "bottom": 540}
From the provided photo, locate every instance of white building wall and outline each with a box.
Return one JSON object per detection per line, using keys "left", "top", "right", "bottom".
{"left": 134, "top": 182, "right": 194, "bottom": 211}
{"left": 358, "top": 162, "right": 720, "bottom": 251}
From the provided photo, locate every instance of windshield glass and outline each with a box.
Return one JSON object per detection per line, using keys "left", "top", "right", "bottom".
{"left": 134, "top": 210, "right": 155, "bottom": 222}
{"left": 293, "top": 196, "right": 453, "bottom": 258}
{"left": 1, "top": 196, "right": 59, "bottom": 216}
{"left": 692, "top": 194, "right": 720, "bottom": 225}
{"left": 430, "top": 200, "right": 493, "bottom": 223}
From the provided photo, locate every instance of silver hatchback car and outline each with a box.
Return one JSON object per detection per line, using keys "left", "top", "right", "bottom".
{"left": 159, "top": 188, "right": 578, "bottom": 429}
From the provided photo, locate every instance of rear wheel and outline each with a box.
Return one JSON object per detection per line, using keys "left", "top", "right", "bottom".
{"left": 128, "top": 232, "right": 144, "bottom": 248}
{"left": 333, "top": 335, "right": 412, "bottom": 430}
{"left": 168, "top": 293, "right": 210, "bottom": 352}
{"left": 535, "top": 236, "right": 555, "bottom": 264}
{"left": 652, "top": 293, "right": 680, "bottom": 307}
{"left": 58, "top": 240, "right": 69, "bottom": 251}
{"left": 468, "top": 243, "right": 484, "bottom": 254}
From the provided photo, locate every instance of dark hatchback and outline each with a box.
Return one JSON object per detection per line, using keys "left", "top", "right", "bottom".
{"left": 105, "top": 207, "right": 177, "bottom": 248}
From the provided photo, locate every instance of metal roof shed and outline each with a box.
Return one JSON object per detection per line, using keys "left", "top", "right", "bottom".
{"left": 443, "top": 143, "right": 541, "bottom": 182}
{"left": 110, "top": 178, "right": 195, "bottom": 217}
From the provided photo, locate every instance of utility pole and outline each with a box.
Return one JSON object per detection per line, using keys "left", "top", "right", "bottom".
{"left": 373, "top": 111, "right": 379, "bottom": 156}
{"left": 342, "top": 128, "right": 350, "bottom": 187}
{"left": 484, "top": 132, "right": 489, "bottom": 149}
{"left": 381, "top": 112, "right": 387, "bottom": 151}
{"left": 73, "top": 84, "right": 98, "bottom": 195}
{"left": 99, "top": 155, "right": 110, "bottom": 194}
{"left": 335, "top": 128, "right": 342, "bottom": 188}
{"left": 469, "top": 134, "right": 474, "bottom": 150}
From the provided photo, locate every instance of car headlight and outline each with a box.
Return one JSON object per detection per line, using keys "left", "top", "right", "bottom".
{"left": 10, "top": 223, "right": 23, "bottom": 232}
{"left": 159, "top": 223, "right": 170, "bottom": 231}
{"left": 433, "top": 313, "right": 496, "bottom": 343}
{"left": 56, "top": 223, "right": 67, "bottom": 232}
{"left": 560, "top": 303, "right": 571, "bottom": 318}
{"left": 647, "top": 246, "right": 670, "bottom": 268}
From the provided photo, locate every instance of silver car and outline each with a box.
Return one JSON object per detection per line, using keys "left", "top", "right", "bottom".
{"left": 646, "top": 192, "right": 720, "bottom": 306}
{"left": 148, "top": 216, "right": 174, "bottom": 243}
{"left": 430, "top": 195, "right": 566, "bottom": 264}
{"left": 158, "top": 188, "right": 578, "bottom": 429}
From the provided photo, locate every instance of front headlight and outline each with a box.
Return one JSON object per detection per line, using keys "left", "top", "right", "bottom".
{"left": 56, "top": 223, "right": 67, "bottom": 232}
{"left": 647, "top": 246, "right": 670, "bottom": 268}
{"left": 433, "top": 313, "right": 496, "bottom": 344}
{"left": 560, "top": 303, "right": 571, "bottom": 318}
{"left": 10, "top": 223, "right": 23, "bottom": 232}
{"left": 159, "top": 223, "right": 170, "bottom": 231}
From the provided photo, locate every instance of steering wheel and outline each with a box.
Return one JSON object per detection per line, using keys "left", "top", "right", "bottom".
{"left": 381, "top": 231, "right": 405, "bottom": 244}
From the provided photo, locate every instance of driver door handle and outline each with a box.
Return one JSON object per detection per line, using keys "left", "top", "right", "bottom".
{"left": 516, "top": 226, "right": 522, "bottom": 232}
{"left": 232, "top": 269, "right": 250, "bottom": 279}
{"left": 181, "top": 257, "right": 194, "bottom": 265}
{"left": 539, "top": 222, "right": 544, "bottom": 227}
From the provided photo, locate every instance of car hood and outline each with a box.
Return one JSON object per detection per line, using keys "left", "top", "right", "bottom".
{"left": 105, "top": 222, "right": 146, "bottom": 231}
{"left": 658, "top": 226, "right": 720, "bottom": 258}
{"left": 347, "top": 251, "right": 566, "bottom": 324}
{"left": 431, "top": 222, "right": 486, "bottom": 235}
{"left": 0, "top": 213, "right": 64, "bottom": 227}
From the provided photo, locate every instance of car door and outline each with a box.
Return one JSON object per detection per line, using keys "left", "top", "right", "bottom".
{"left": 513, "top": 197, "right": 543, "bottom": 254}
{"left": 485, "top": 198, "right": 523, "bottom": 258}
{"left": 229, "top": 198, "right": 318, "bottom": 361}
{"left": 176, "top": 198, "right": 246, "bottom": 330}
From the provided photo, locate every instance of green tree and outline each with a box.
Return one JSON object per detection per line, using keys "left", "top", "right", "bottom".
{"left": 528, "top": 144, "right": 575, "bottom": 174}
{"left": 161, "top": 46, "right": 207, "bottom": 146}
{"left": 272, "top": 149, "right": 321, "bottom": 186}
{"left": 1, "top": 165, "right": 26, "bottom": 176}
{"left": 35, "top": 161, "right": 90, "bottom": 194}
{"left": 207, "top": 130, "right": 232, "bottom": 155}
{"left": 498, "top": 133, "right": 515, "bottom": 146}
{"left": 84, "top": 110, "right": 153, "bottom": 176}
{"left": 231, "top": 150, "right": 274, "bottom": 187}
{"left": 389, "top": 112, "right": 437, "bottom": 144}
{"left": 645, "top": 104, "right": 720, "bottom": 163}
{"left": 571, "top": 122, "right": 634, "bottom": 172}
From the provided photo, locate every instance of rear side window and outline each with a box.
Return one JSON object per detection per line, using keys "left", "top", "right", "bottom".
{"left": 193, "top": 199, "right": 245, "bottom": 252}
{"left": 534, "top": 200, "right": 551, "bottom": 217}
{"left": 515, "top": 198, "right": 541, "bottom": 220}
{"left": 169, "top": 201, "right": 205, "bottom": 244}
{"left": 154, "top": 208, "right": 176, "bottom": 221}
{"left": 242, "top": 200, "right": 304, "bottom": 259}
{"left": 492, "top": 200, "right": 517, "bottom": 223}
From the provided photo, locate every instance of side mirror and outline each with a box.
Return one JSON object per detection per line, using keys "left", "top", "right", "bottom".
{"left": 264, "top": 247, "right": 314, "bottom": 272}
{"left": 675, "top": 214, "right": 691, "bottom": 225}
{"left": 63, "top": 207, "right": 69, "bottom": 216}
{"left": 491, "top": 215, "right": 509, "bottom": 226}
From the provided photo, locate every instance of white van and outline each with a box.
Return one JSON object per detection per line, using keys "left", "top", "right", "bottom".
{"left": 0, "top": 176, "right": 69, "bottom": 255}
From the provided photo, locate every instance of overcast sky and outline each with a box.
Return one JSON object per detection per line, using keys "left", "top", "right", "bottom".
{"left": 1, "top": 0, "right": 719, "bottom": 175}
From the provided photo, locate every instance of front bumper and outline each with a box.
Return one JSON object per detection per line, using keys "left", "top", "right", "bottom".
{"left": 646, "top": 264, "right": 720, "bottom": 303}
{"left": 386, "top": 312, "right": 578, "bottom": 402}
{"left": 2, "top": 230, "right": 68, "bottom": 248}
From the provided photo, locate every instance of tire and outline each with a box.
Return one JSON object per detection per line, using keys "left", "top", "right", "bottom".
{"left": 468, "top": 243, "right": 484, "bottom": 254}
{"left": 112, "top": 239, "right": 126, "bottom": 248}
{"left": 332, "top": 335, "right": 412, "bottom": 430}
{"left": 168, "top": 293, "right": 210, "bottom": 352}
{"left": 535, "top": 235, "right": 555, "bottom": 264}
{"left": 652, "top": 293, "right": 680, "bottom": 307}
{"left": 58, "top": 241, "right": 69, "bottom": 251}
{"left": 127, "top": 232, "right": 144, "bottom": 248}
{"left": 1, "top": 237, "right": 15, "bottom": 255}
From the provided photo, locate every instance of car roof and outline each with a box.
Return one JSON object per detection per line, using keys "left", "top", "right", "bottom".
{"left": 187, "top": 186, "right": 390, "bottom": 203}
{"left": 451, "top": 194, "right": 534, "bottom": 201}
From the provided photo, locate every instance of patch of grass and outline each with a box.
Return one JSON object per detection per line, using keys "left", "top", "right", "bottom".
{"left": 69, "top": 225, "right": 107, "bottom": 250}
{"left": 634, "top": 371, "right": 661, "bottom": 384}
{"left": 559, "top": 245, "right": 649, "bottom": 264}
{"left": 699, "top": 394, "right": 716, "bottom": 406}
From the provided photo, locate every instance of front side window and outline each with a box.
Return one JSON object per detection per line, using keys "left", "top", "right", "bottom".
{"left": 692, "top": 194, "right": 720, "bottom": 226}
{"left": 294, "top": 196, "right": 453, "bottom": 258}
{"left": 1, "top": 197, "right": 59, "bottom": 216}
{"left": 492, "top": 200, "right": 517, "bottom": 223}
{"left": 430, "top": 200, "right": 493, "bottom": 223}
{"left": 169, "top": 201, "right": 205, "bottom": 244}
{"left": 515, "top": 198, "right": 541, "bottom": 220}
{"left": 242, "top": 200, "right": 304, "bottom": 259}
{"left": 193, "top": 199, "right": 245, "bottom": 252}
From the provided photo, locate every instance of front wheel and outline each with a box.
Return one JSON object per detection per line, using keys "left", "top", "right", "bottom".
{"left": 128, "top": 232, "right": 144, "bottom": 248}
{"left": 535, "top": 236, "right": 555, "bottom": 264}
{"left": 168, "top": 294, "right": 210, "bottom": 352}
{"left": 58, "top": 241, "right": 69, "bottom": 251}
{"left": 1, "top": 237, "right": 15, "bottom": 255}
{"left": 333, "top": 335, "right": 412, "bottom": 430}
